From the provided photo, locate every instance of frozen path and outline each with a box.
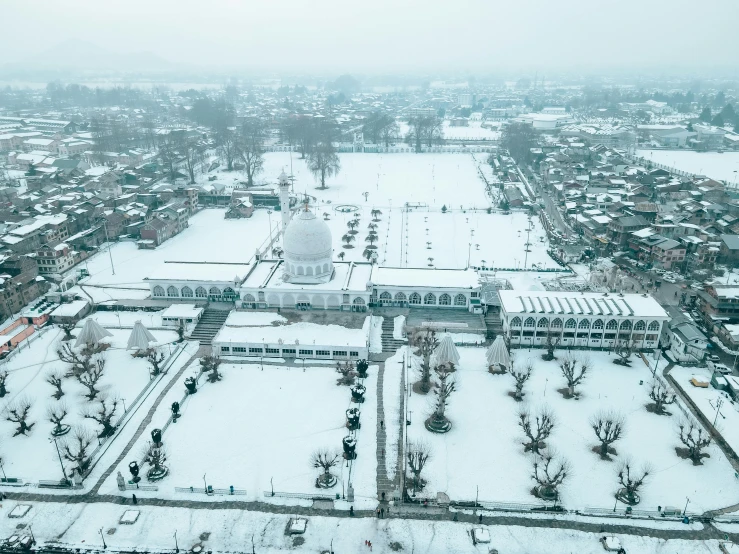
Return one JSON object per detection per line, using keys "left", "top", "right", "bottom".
{"left": 376, "top": 362, "right": 392, "bottom": 500}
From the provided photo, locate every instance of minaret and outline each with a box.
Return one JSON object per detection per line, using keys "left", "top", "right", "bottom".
{"left": 278, "top": 171, "right": 291, "bottom": 233}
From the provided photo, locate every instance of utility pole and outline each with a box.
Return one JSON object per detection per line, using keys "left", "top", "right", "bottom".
{"left": 101, "top": 220, "right": 115, "bottom": 275}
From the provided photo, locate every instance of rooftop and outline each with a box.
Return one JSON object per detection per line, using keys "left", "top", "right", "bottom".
{"left": 498, "top": 290, "right": 668, "bottom": 319}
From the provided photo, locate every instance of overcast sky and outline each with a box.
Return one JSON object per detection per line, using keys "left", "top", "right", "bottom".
{"left": 4, "top": 0, "right": 739, "bottom": 75}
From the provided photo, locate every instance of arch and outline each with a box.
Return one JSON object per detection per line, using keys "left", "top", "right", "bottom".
{"left": 524, "top": 317, "right": 535, "bottom": 328}
{"left": 380, "top": 292, "right": 392, "bottom": 301}
{"left": 209, "top": 286, "right": 221, "bottom": 297}
{"left": 409, "top": 293, "right": 421, "bottom": 305}
{"left": 167, "top": 285, "right": 179, "bottom": 297}
{"left": 648, "top": 321, "right": 660, "bottom": 331}
{"left": 283, "top": 293, "right": 295, "bottom": 307}
{"left": 537, "top": 318, "right": 549, "bottom": 328}
{"left": 578, "top": 319, "right": 590, "bottom": 329}
{"left": 223, "top": 287, "right": 235, "bottom": 298}
{"left": 551, "top": 318, "right": 562, "bottom": 328}
{"left": 153, "top": 285, "right": 165, "bottom": 297}
{"left": 266, "top": 294, "right": 281, "bottom": 307}
{"left": 315, "top": 265, "right": 322, "bottom": 275}
{"left": 619, "top": 320, "right": 632, "bottom": 331}
{"left": 326, "top": 295, "right": 340, "bottom": 308}
{"left": 564, "top": 318, "right": 576, "bottom": 329}
{"left": 592, "top": 319, "right": 604, "bottom": 329}
{"left": 439, "top": 293, "right": 451, "bottom": 305}
{"left": 634, "top": 320, "right": 646, "bottom": 331}
{"left": 306, "top": 266, "right": 314, "bottom": 276}
{"left": 244, "top": 293, "right": 256, "bottom": 302}
{"left": 195, "top": 286, "right": 207, "bottom": 298}
{"left": 394, "top": 292, "right": 407, "bottom": 302}
{"left": 323, "top": 263, "right": 329, "bottom": 273}
{"left": 510, "top": 316, "right": 522, "bottom": 327}
{"left": 297, "top": 266, "right": 304, "bottom": 276}
{"left": 424, "top": 293, "right": 436, "bottom": 305}
{"left": 606, "top": 319, "right": 618, "bottom": 330}
{"left": 297, "top": 294, "right": 310, "bottom": 304}
{"left": 454, "top": 294, "right": 466, "bottom": 306}
{"left": 353, "top": 297, "right": 365, "bottom": 305}
{"left": 181, "top": 286, "right": 193, "bottom": 298}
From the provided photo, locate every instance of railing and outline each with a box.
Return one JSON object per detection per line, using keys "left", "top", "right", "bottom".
{"left": 263, "top": 491, "right": 335, "bottom": 501}
{"left": 175, "top": 486, "right": 246, "bottom": 496}
{"left": 123, "top": 483, "right": 158, "bottom": 492}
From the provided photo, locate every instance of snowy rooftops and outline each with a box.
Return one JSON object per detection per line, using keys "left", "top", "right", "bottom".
{"left": 49, "top": 299, "right": 90, "bottom": 318}
{"left": 241, "top": 260, "right": 371, "bottom": 292}
{"left": 213, "top": 320, "right": 367, "bottom": 348}
{"left": 160, "top": 304, "right": 203, "bottom": 320}
{"left": 371, "top": 267, "right": 479, "bottom": 290}
{"left": 148, "top": 262, "right": 250, "bottom": 284}
{"left": 498, "top": 290, "right": 668, "bottom": 319}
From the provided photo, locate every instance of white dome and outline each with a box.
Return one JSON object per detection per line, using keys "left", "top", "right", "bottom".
{"left": 283, "top": 207, "right": 334, "bottom": 283}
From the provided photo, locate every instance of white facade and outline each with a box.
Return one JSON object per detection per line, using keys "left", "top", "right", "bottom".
{"left": 499, "top": 291, "right": 669, "bottom": 350}
{"left": 282, "top": 207, "right": 334, "bottom": 284}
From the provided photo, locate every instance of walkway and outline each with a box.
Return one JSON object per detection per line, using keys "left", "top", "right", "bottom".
{"left": 375, "top": 361, "right": 392, "bottom": 500}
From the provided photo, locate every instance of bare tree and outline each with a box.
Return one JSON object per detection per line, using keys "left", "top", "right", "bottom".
{"left": 616, "top": 460, "right": 651, "bottom": 505}
{"left": 531, "top": 451, "right": 569, "bottom": 500}
{"left": 542, "top": 333, "right": 560, "bottom": 361}
{"left": 46, "top": 370, "right": 65, "bottom": 399}
{"left": 0, "top": 370, "right": 8, "bottom": 398}
{"left": 559, "top": 355, "right": 589, "bottom": 398}
{"left": 380, "top": 118, "right": 400, "bottom": 147}
{"left": 307, "top": 141, "right": 341, "bottom": 189}
{"left": 335, "top": 360, "right": 356, "bottom": 386}
{"left": 311, "top": 448, "right": 340, "bottom": 488}
{"left": 406, "top": 115, "right": 442, "bottom": 153}
{"left": 427, "top": 364, "right": 456, "bottom": 432}
{"left": 648, "top": 379, "right": 676, "bottom": 415}
{"left": 178, "top": 134, "right": 205, "bottom": 184}
{"left": 591, "top": 411, "right": 625, "bottom": 459}
{"left": 238, "top": 117, "right": 265, "bottom": 187}
{"left": 407, "top": 441, "right": 432, "bottom": 494}
{"left": 200, "top": 355, "right": 223, "bottom": 383}
{"left": 157, "top": 132, "right": 180, "bottom": 181}
{"left": 614, "top": 338, "right": 636, "bottom": 366}
{"left": 47, "top": 402, "right": 70, "bottom": 436}
{"left": 518, "top": 407, "right": 555, "bottom": 454}
{"left": 677, "top": 419, "right": 712, "bottom": 465}
{"left": 511, "top": 359, "right": 533, "bottom": 401}
{"left": 215, "top": 127, "right": 240, "bottom": 171}
{"left": 59, "top": 321, "right": 76, "bottom": 341}
{"left": 82, "top": 396, "right": 119, "bottom": 438}
{"left": 57, "top": 342, "right": 92, "bottom": 377}
{"left": 62, "top": 428, "right": 95, "bottom": 477}
{"left": 5, "top": 397, "right": 35, "bottom": 436}
{"left": 76, "top": 357, "right": 105, "bottom": 400}
{"left": 412, "top": 328, "right": 439, "bottom": 394}
{"left": 146, "top": 348, "right": 166, "bottom": 377}
{"left": 176, "top": 321, "right": 185, "bottom": 343}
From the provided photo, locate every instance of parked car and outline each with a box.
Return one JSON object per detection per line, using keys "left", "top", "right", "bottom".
{"left": 715, "top": 364, "right": 732, "bottom": 375}
{"left": 708, "top": 354, "right": 721, "bottom": 363}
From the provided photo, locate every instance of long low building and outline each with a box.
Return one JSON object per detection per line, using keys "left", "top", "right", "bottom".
{"left": 498, "top": 290, "right": 669, "bottom": 350}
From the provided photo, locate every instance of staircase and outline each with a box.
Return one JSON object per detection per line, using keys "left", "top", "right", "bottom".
{"left": 190, "top": 308, "right": 231, "bottom": 345}
{"left": 381, "top": 316, "right": 407, "bottom": 353}
{"left": 485, "top": 307, "right": 503, "bottom": 339}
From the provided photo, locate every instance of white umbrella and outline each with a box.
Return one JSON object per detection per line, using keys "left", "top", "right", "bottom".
{"left": 486, "top": 335, "right": 510, "bottom": 371}
{"left": 127, "top": 320, "right": 157, "bottom": 351}
{"left": 74, "top": 318, "right": 112, "bottom": 348}
{"left": 431, "top": 333, "right": 460, "bottom": 368}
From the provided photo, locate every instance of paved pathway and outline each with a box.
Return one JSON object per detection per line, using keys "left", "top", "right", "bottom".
{"left": 375, "top": 361, "right": 392, "bottom": 500}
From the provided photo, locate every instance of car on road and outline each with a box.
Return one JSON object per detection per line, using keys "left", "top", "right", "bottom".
{"left": 711, "top": 363, "right": 732, "bottom": 375}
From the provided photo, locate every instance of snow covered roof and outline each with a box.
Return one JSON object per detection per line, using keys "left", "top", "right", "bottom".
{"left": 148, "top": 263, "right": 250, "bottom": 284}
{"left": 160, "top": 304, "right": 203, "bottom": 319}
{"left": 371, "top": 267, "right": 479, "bottom": 289}
{"left": 49, "top": 300, "right": 89, "bottom": 318}
{"left": 498, "top": 290, "right": 668, "bottom": 319}
{"left": 213, "top": 321, "right": 367, "bottom": 348}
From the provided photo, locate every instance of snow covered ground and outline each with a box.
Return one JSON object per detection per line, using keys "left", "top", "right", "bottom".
{"left": 0, "top": 500, "right": 721, "bottom": 554}
{"left": 402, "top": 348, "right": 739, "bottom": 513}
{"left": 637, "top": 149, "right": 739, "bottom": 185}
{"left": 0, "top": 322, "right": 178, "bottom": 481}
{"left": 99, "top": 362, "right": 379, "bottom": 508}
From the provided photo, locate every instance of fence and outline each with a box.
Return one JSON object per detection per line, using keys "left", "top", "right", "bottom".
{"left": 123, "top": 483, "right": 158, "bottom": 492}
{"left": 176, "top": 486, "right": 246, "bottom": 496}
{"left": 263, "top": 491, "right": 335, "bottom": 501}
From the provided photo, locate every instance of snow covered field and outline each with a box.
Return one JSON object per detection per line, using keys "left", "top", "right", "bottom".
{"left": 0, "top": 322, "right": 178, "bottom": 481}
{"left": 403, "top": 348, "right": 739, "bottom": 513}
{"left": 637, "top": 149, "right": 739, "bottom": 185}
{"left": 99, "top": 362, "right": 379, "bottom": 507}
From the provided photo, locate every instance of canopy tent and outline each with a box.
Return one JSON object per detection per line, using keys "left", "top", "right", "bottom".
{"left": 127, "top": 320, "right": 157, "bottom": 351}
{"left": 74, "top": 318, "right": 112, "bottom": 348}
{"left": 431, "top": 333, "right": 460, "bottom": 368}
{"left": 486, "top": 335, "right": 510, "bottom": 370}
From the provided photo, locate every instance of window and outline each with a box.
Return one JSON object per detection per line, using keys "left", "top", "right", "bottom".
{"left": 565, "top": 318, "right": 576, "bottom": 329}
{"left": 634, "top": 320, "right": 645, "bottom": 331}
{"left": 537, "top": 318, "right": 549, "bottom": 328}
{"left": 153, "top": 285, "right": 165, "bottom": 297}
{"left": 510, "top": 317, "right": 522, "bottom": 327}
{"left": 380, "top": 292, "right": 392, "bottom": 302}
{"left": 424, "top": 293, "right": 436, "bottom": 305}
{"left": 551, "top": 318, "right": 562, "bottom": 329}
{"left": 316, "top": 350, "right": 331, "bottom": 356}
{"left": 606, "top": 319, "right": 618, "bottom": 330}
{"left": 181, "top": 286, "right": 193, "bottom": 298}
{"left": 333, "top": 350, "right": 347, "bottom": 357}
{"left": 590, "top": 333, "right": 603, "bottom": 340}
{"left": 395, "top": 292, "right": 407, "bottom": 302}
{"left": 645, "top": 334, "right": 658, "bottom": 341}
{"left": 409, "top": 293, "right": 421, "bottom": 304}
{"left": 604, "top": 333, "right": 616, "bottom": 339}
{"left": 299, "top": 349, "right": 313, "bottom": 355}
{"left": 592, "top": 319, "right": 604, "bottom": 330}
{"left": 578, "top": 319, "right": 590, "bottom": 329}
{"left": 220, "top": 346, "right": 230, "bottom": 353}
{"left": 282, "top": 348, "right": 296, "bottom": 355}
{"left": 244, "top": 293, "right": 256, "bottom": 302}
{"left": 439, "top": 293, "right": 451, "bottom": 305}
{"left": 648, "top": 321, "right": 660, "bottom": 331}
{"left": 167, "top": 286, "right": 178, "bottom": 297}
{"left": 454, "top": 294, "right": 466, "bottom": 306}
{"left": 350, "top": 351, "right": 359, "bottom": 357}
{"left": 209, "top": 287, "right": 221, "bottom": 297}
{"left": 524, "top": 317, "right": 535, "bottom": 328}
{"left": 249, "top": 347, "right": 263, "bottom": 353}
{"left": 265, "top": 348, "right": 279, "bottom": 354}
{"left": 195, "top": 286, "right": 207, "bottom": 298}
{"left": 223, "top": 287, "right": 235, "bottom": 297}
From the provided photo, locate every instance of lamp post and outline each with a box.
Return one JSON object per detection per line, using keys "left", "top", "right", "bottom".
{"left": 0, "top": 458, "right": 6, "bottom": 482}
{"left": 203, "top": 473, "right": 208, "bottom": 494}
{"left": 100, "top": 527, "right": 107, "bottom": 549}
{"left": 101, "top": 219, "right": 115, "bottom": 275}
{"left": 174, "top": 530, "right": 179, "bottom": 553}
{"left": 683, "top": 496, "right": 690, "bottom": 516}
{"left": 267, "top": 210, "right": 273, "bottom": 241}
{"left": 50, "top": 437, "right": 68, "bottom": 484}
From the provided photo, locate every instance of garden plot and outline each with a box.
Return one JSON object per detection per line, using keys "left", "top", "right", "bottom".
{"left": 98, "top": 363, "right": 378, "bottom": 507}
{"left": 404, "top": 348, "right": 739, "bottom": 512}
{"left": 0, "top": 324, "right": 178, "bottom": 482}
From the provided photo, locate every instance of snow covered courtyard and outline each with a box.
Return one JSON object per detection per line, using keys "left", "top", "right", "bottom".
{"left": 99, "top": 361, "right": 379, "bottom": 507}
{"left": 637, "top": 149, "right": 739, "bottom": 186}
{"left": 403, "top": 347, "right": 739, "bottom": 513}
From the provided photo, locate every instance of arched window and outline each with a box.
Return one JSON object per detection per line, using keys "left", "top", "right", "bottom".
{"left": 537, "top": 318, "right": 549, "bottom": 328}
{"left": 167, "top": 286, "right": 178, "bottom": 297}
{"left": 524, "top": 317, "right": 535, "bottom": 328}
{"left": 620, "top": 320, "right": 632, "bottom": 331}
{"left": 380, "top": 292, "right": 392, "bottom": 301}
{"left": 195, "top": 286, "right": 207, "bottom": 298}
{"left": 223, "top": 287, "right": 235, "bottom": 298}
{"left": 323, "top": 263, "right": 329, "bottom": 273}
{"left": 454, "top": 294, "right": 466, "bottom": 306}
{"left": 244, "top": 293, "right": 256, "bottom": 302}
{"left": 634, "top": 320, "right": 646, "bottom": 331}
{"left": 564, "top": 318, "right": 576, "bottom": 329}
{"left": 306, "top": 266, "right": 314, "bottom": 276}
{"left": 606, "top": 319, "right": 618, "bottom": 330}
{"left": 439, "top": 293, "right": 451, "bottom": 305}
{"left": 424, "top": 293, "right": 436, "bottom": 305}
{"left": 209, "top": 287, "right": 221, "bottom": 297}
{"left": 551, "top": 318, "right": 563, "bottom": 328}
{"left": 578, "top": 319, "right": 590, "bottom": 329}
{"left": 648, "top": 321, "right": 660, "bottom": 331}
{"left": 395, "top": 292, "right": 407, "bottom": 302}
{"left": 153, "top": 285, "right": 165, "bottom": 297}
{"left": 510, "top": 317, "right": 522, "bottom": 327}
{"left": 353, "top": 297, "right": 365, "bottom": 305}
{"left": 297, "top": 266, "right": 304, "bottom": 276}
{"left": 409, "top": 293, "right": 421, "bottom": 304}
{"left": 181, "top": 286, "right": 193, "bottom": 298}
{"left": 593, "top": 319, "right": 604, "bottom": 329}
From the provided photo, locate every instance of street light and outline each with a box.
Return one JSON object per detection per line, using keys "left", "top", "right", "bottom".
{"left": 683, "top": 496, "right": 690, "bottom": 516}
{"left": 100, "top": 527, "right": 107, "bottom": 549}
{"left": 50, "top": 437, "right": 68, "bottom": 484}
{"left": 174, "top": 530, "right": 179, "bottom": 553}
{"left": 203, "top": 473, "right": 208, "bottom": 494}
